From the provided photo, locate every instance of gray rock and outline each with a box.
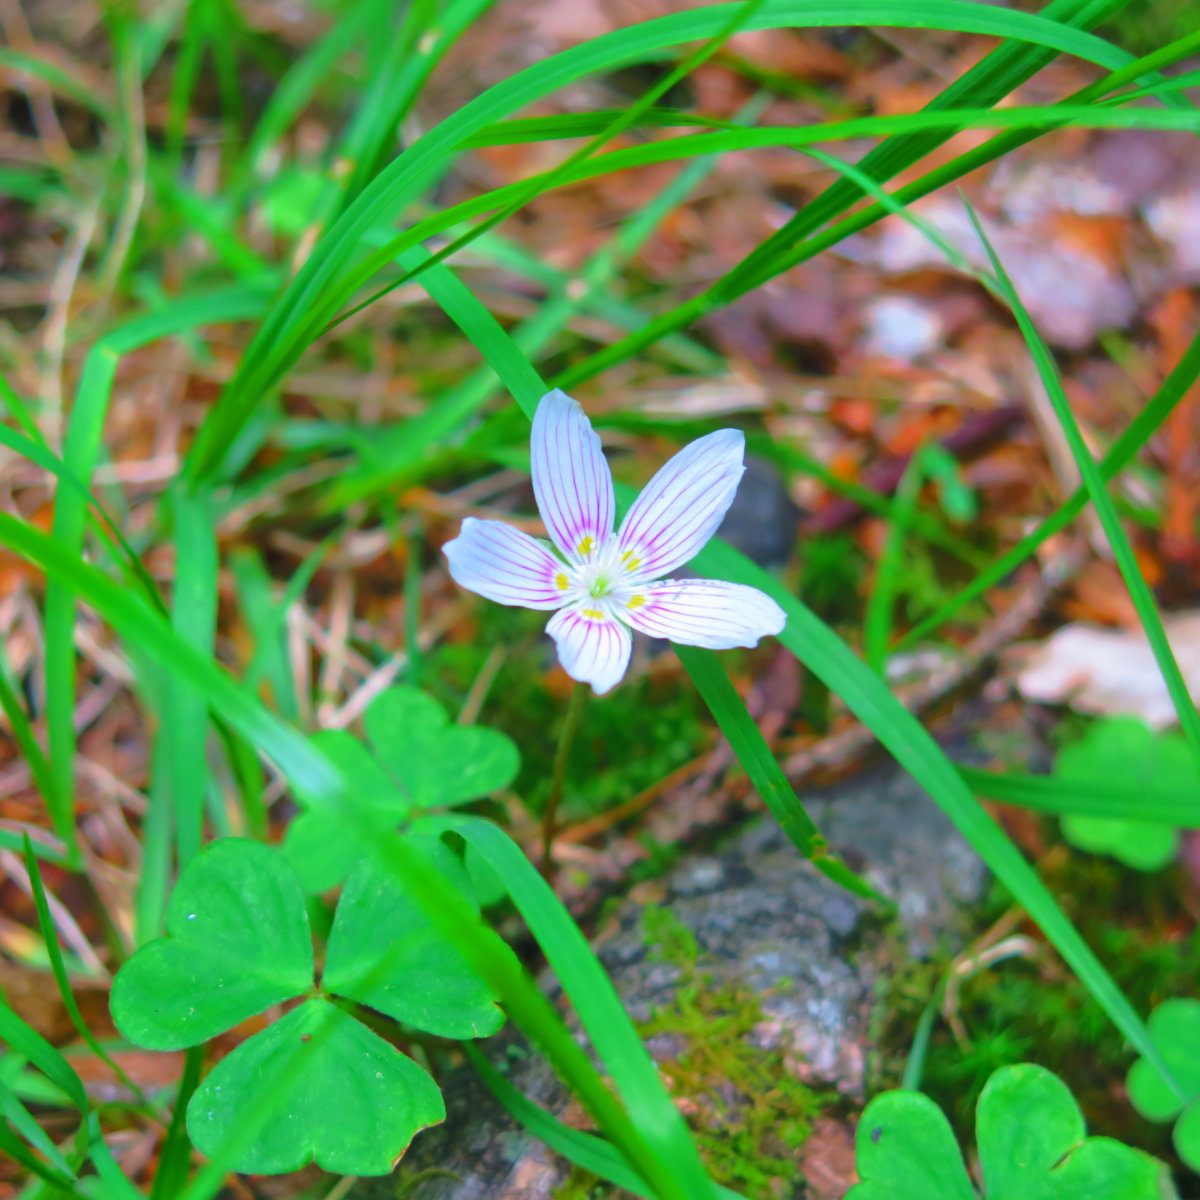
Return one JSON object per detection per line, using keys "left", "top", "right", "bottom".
{"left": 354, "top": 759, "right": 987, "bottom": 1200}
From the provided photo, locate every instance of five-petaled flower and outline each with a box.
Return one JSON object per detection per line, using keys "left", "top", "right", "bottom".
{"left": 443, "top": 390, "right": 787, "bottom": 694}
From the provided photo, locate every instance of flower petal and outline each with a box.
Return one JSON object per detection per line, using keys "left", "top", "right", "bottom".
{"left": 444, "top": 518, "right": 570, "bottom": 610}
{"left": 616, "top": 429, "right": 745, "bottom": 581}
{"left": 546, "top": 604, "right": 631, "bottom": 695}
{"left": 531, "top": 389, "right": 615, "bottom": 563}
{"left": 620, "top": 578, "right": 786, "bottom": 649}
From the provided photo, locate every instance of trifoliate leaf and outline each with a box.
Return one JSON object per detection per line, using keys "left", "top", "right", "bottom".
{"left": 1055, "top": 717, "right": 1185, "bottom": 871}
{"left": 847, "top": 1064, "right": 1173, "bottom": 1200}
{"left": 186, "top": 997, "right": 443, "bottom": 1175}
{"left": 284, "top": 687, "right": 519, "bottom": 891}
{"left": 111, "top": 839, "right": 312, "bottom": 1049}
{"left": 323, "top": 839, "right": 503, "bottom": 1040}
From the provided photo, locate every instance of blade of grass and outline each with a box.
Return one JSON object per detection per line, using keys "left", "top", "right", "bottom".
{"left": 435, "top": 815, "right": 719, "bottom": 1200}
{"left": 958, "top": 765, "right": 1200, "bottom": 824}
{"left": 965, "top": 203, "right": 1200, "bottom": 770}
{"left": 44, "top": 284, "right": 272, "bottom": 864}
{"left": 167, "top": 486, "right": 220, "bottom": 868}
{"left": 672, "top": 645, "right": 882, "bottom": 900}
{"left": 863, "top": 449, "right": 927, "bottom": 673}
{"left": 690, "top": 535, "right": 1179, "bottom": 1097}
{"left": 898, "top": 320, "right": 1200, "bottom": 653}
{"left": 557, "top": 10, "right": 1192, "bottom": 391}
{"left": 0, "top": 1079, "right": 76, "bottom": 1180}
{"left": 467, "top": 1046, "right": 748, "bottom": 1200}
{"left": 21, "top": 836, "right": 146, "bottom": 1104}
{"left": 0, "top": 1003, "right": 88, "bottom": 1115}
{"left": 0, "top": 644, "right": 57, "bottom": 822}
{"left": 186, "top": 0, "right": 1138, "bottom": 482}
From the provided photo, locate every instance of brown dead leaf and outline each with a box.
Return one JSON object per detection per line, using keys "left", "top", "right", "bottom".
{"left": 801, "top": 1116, "right": 859, "bottom": 1199}
{"left": 1010, "top": 611, "right": 1200, "bottom": 727}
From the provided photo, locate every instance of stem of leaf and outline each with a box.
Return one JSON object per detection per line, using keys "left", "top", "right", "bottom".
{"left": 541, "top": 681, "right": 587, "bottom": 873}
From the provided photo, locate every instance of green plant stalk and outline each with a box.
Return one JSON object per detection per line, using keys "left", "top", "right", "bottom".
{"left": 864, "top": 449, "right": 927, "bottom": 673}
{"left": 542, "top": 681, "right": 588, "bottom": 872}
{"left": 150, "top": 1045, "right": 203, "bottom": 1200}
{"left": 673, "top": 644, "right": 881, "bottom": 900}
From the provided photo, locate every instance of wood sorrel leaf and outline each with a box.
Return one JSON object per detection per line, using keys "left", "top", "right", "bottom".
{"left": 323, "top": 838, "right": 504, "bottom": 1040}
{"left": 186, "top": 997, "right": 444, "bottom": 1175}
{"left": 111, "top": 839, "right": 312, "bottom": 1049}
{"left": 977, "top": 1064, "right": 1171, "bottom": 1199}
{"left": 845, "top": 1089, "right": 975, "bottom": 1200}
{"left": 364, "top": 686, "right": 519, "bottom": 808}
{"left": 1127, "top": 999, "right": 1200, "bottom": 1172}
{"left": 848, "top": 1065, "right": 1172, "bottom": 1200}
{"left": 1055, "top": 718, "right": 1185, "bottom": 871}
{"left": 284, "top": 686, "right": 519, "bottom": 891}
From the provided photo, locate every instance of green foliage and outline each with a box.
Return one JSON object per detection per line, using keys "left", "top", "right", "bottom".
{"left": 434, "top": 606, "right": 706, "bottom": 819}
{"left": 283, "top": 685, "right": 519, "bottom": 891}
{"left": 1127, "top": 1000, "right": 1200, "bottom": 1172}
{"left": 848, "top": 1064, "right": 1173, "bottom": 1199}
{"left": 111, "top": 838, "right": 500, "bottom": 1174}
{"left": 1054, "top": 718, "right": 1186, "bottom": 871}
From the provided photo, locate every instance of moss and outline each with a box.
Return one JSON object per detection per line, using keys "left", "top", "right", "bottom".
{"left": 556, "top": 908, "right": 824, "bottom": 1199}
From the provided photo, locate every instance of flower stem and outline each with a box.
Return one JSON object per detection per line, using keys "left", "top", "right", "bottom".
{"left": 541, "top": 681, "right": 587, "bottom": 872}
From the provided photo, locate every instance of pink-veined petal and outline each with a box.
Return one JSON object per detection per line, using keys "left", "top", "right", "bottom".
{"left": 620, "top": 578, "right": 786, "bottom": 648}
{"left": 444, "top": 518, "right": 570, "bottom": 610}
{"left": 546, "top": 604, "right": 631, "bottom": 695}
{"left": 616, "top": 429, "right": 745, "bottom": 581}
{"left": 531, "top": 389, "right": 615, "bottom": 563}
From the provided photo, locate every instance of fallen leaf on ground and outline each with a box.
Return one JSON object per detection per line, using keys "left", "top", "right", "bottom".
{"left": 1010, "top": 612, "right": 1200, "bottom": 727}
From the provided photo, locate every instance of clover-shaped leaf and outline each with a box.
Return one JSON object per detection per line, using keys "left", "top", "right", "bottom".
{"left": 112, "top": 837, "right": 501, "bottom": 1175}
{"left": 1127, "top": 998, "right": 1200, "bottom": 1172}
{"left": 110, "top": 837, "right": 312, "bottom": 1049}
{"left": 187, "top": 997, "right": 442, "bottom": 1175}
{"left": 1055, "top": 717, "right": 1184, "bottom": 871}
{"left": 844, "top": 1089, "right": 974, "bottom": 1200}
{"left": 324, "top": 843, "right": 504, "bottom": 1040}
{"left": 285, "top": 686, "right": 519, "bottom": 891}
{"left": 847, "top": 1064, "right": 1172, "bottom": 1200}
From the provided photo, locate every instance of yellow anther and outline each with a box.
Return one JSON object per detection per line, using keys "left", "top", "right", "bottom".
{"left": 555, "top": 572, "right": 569, "bottom": 590}
{"left": 626, "top": 595, "right": 646, "bottom": 610}
{"left": 621, "top": 550, "right": 641, "bottom": 572}
{"left": 577, "top": 536, "right": 595, "bottom": 556}
{"left": 581, "top": 608, "right": 605, "bottom": 620}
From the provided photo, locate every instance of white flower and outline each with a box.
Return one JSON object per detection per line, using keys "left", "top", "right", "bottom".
{"left": 443, "top": 389, "right": 787, "bottom": 694}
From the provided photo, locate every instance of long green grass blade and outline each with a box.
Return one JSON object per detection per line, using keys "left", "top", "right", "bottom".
{"left": 439, "top": 816, "right": 719, "bottom": 1200}
{"left": 467, "top": 1046, "right": 748, "bottom": 1200}
{"left": 966, "top": 205, "right": 1200, "bottom": 767}
{"left": 44, "top": 285, "right": 272, "bottom": 861}
{"left": 899, "top": 327, "right": 1200, "bottom": 649}
{"left": 21, "top": 836, "right": 145, "bottom": 1102}
{"left": 167, "top": 487, "right": 220, "bottom": 868}
{"left": 960, "top": 766, "right": 1200, "bottom": 825}
{"left": 673, "top": 645, "right": 880, "bottom": 900}
{"left": 186, "top": 0, "right": 1136, "bottom": 482}
{"left": 690, "top": 536, "right": 1178, "bottom": 1097}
